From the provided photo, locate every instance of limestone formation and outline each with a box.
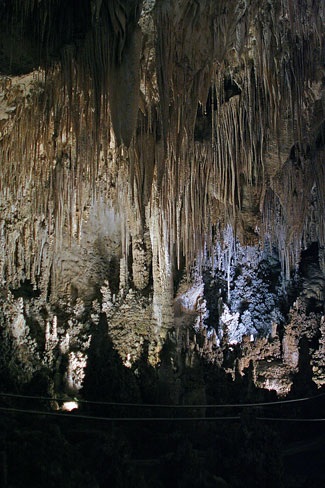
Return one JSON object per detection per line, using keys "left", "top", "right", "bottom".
{"left": 0, "top": 0, "right": 324, "bottom": 398}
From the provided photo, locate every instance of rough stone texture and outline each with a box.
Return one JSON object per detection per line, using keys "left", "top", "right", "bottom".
{"left": 312, "top": 316, "right": 325, "bottom": 387}
{"left": 0, "top": 1, "right": 325, "bottom": 398}
{"left": 131, "top": 232, "right": 151, "bottom": 290}
{"left": 180, "top": 268, "right": 324, "bottom": 396}
{"left": 51, "top": 200, "right": 121, "bottom": 303}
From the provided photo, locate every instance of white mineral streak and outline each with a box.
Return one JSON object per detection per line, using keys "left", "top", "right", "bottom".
{"left": 66, "top": 351, "right": 87, "bottom": 392}
{"left": 59, "top": 332, "right": 70, "bottom": 354}
{"left": 10, "top": 297, "right": 26, "bottom": 340}
{"left": 101, "top": 281, "right": 114, "bottom": 315}
{"left": 150, "top": 203, "right": 174, "bottom": 337}
{"left": 176, "top": 282, "right": 204, "bottom": 314}
{"left": 220, "top": 305, "right": 240, "bottom": 345}
{"left": 45, "top": 316, "right": 58, "bottom": 350}
{"left": 132, "top": 233, "right": 150, "bottom": 290}
{"left": 312, "top": 316, "right": 325, "bottom": 387}
{"left": 282, "top": 332, "right": 300, "bottom": 369}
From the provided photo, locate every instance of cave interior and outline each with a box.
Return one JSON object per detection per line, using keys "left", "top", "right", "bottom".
{"left": 0, "top": 1, "right": 325, "bottom": 487}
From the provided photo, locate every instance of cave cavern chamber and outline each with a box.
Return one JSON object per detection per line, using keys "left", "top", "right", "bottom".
{"left": 0, "top": 1, "right": 325, "bottom": 487}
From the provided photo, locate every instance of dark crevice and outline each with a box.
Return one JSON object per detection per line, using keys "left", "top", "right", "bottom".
{"left": 10, "top": 279, "right": 41, "bottom": 300}
{"left": 224, "top": 76, "right": 242, "bottom": 102}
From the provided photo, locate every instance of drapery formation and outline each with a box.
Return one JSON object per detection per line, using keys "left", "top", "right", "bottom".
{"left": 0, "top": 0, "right": 324, "bottom": 295}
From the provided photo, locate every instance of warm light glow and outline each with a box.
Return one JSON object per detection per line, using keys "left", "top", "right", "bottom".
{"left": 61, "top": 401, "right": 79, "bottom": 411}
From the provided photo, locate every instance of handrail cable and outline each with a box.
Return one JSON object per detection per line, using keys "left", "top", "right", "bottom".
{"left": 0, "top": 391, "right": 324, "bottom": 409}
{"left": 0, "top": 406, "right": 325, "bottom": 422}
{"left": 0, "top": 406, "right": 240, "bottom": 421}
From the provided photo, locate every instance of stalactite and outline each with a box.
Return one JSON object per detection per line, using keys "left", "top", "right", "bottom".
{"left": 0, "top": 0, "right": 324, "bottom": 296}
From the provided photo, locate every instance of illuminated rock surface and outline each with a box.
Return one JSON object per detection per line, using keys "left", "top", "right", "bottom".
{"left": 1, "top": 5, "right": 325, "bottom": 488}
{"left": 0, "top": 0, "right": 324, "bottom": 399}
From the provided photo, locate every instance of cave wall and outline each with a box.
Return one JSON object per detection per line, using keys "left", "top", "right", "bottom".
{"left": 0, "top": 0, "right": 325, "bottom": 397}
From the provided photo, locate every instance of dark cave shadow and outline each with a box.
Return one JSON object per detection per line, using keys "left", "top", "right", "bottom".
{"left": 2, "top": 316, "right": 324, "bottom": 488}
{"left": 290, "top": 336, "right": 318, "bottom": 398}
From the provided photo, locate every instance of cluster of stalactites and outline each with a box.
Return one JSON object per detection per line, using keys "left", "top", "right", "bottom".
{"left": 1, "top": 0, "right": 324, "bottom": 291}
{"left": 152, "top": 0, "right": 325, "bottom": 276}
{"left": 262, "top": 147, "right": 325, "bottom": 280}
